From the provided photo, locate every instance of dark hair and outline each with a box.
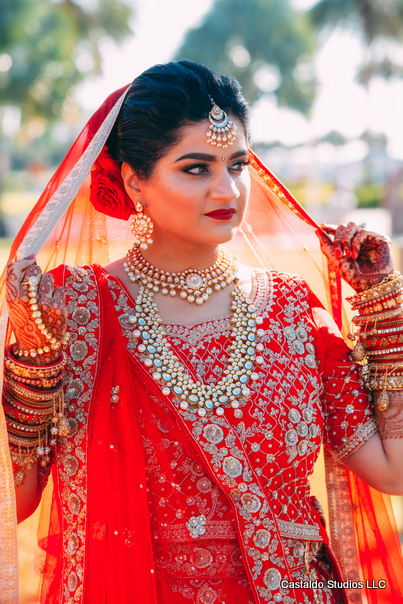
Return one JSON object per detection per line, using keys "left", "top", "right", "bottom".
{"left": 107, "top": 60, "right": 250, "bottom": 178}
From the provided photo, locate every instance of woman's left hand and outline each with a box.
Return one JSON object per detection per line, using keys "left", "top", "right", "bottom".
{"left": 315, "top": 221, "right": 394, "bottom": 293}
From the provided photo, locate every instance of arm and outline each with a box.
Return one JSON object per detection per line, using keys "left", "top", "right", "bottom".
{"left": 316, "top": 222, "right": 403, "bottom": 494}
{"left": 4, "top": 257, "right": 67, "bottom": 522}
{"left": 344, "top": 392, "right": 403, "bottom": 495}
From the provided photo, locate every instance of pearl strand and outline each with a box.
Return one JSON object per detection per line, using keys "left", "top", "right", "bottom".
{"left": 133, "top": 281, "right": 264, "bottom": 416}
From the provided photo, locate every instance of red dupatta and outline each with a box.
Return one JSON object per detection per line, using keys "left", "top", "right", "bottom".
{"left": 0, "top": 84, "right": 401, "bottom": 603}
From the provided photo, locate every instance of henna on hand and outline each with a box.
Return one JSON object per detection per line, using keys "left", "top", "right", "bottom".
{"left": 5, "top": 258, "right": 67, "bottom": 365}
{"left": 374, "top": 391, "right": 403, "bottom": 440}
{"left": 316, "top": 222, "right": 393, "bottom": 293}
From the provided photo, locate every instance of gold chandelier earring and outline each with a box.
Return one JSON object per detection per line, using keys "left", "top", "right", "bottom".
{"left": 130, "top": 202, "right": 154, "bottom": 251}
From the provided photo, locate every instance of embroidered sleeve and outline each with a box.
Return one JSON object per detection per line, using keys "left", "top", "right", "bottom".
{"left": 309, "top": 294, "right": 377, "bottom": 465}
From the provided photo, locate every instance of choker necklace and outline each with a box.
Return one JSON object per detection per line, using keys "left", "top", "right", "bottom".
{"left": 124, "top": 247, "right": 237, "bottom": 305}
{"left": 132, "top": 281, "right": 264, "bottom": 416}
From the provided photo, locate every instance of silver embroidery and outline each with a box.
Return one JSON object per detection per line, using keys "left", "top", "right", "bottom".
{"left": 66, "top": 378, "right": 84, "bottom": 399}
{"left": 223, "top": 456, "right": 243, "bottom": 478}
{"left": 119, "top": 313, "right": 138, "bottom": 330}
{"left": 240, "top": 493, "right": 261, "bottom": 513}
{"left": 191, "top": 548, "right": 213, "bottom": 568}
{"left": 305, "top": 354, "right": 316, "bottom": 368}
{"left": 288, "top": 409, "right": 300, "bottom": 423}
{"left": 285, "top": 429, "right": 297, "bottom": 446}
{"left": 203, "top": 424, "right": 225, "bottom": 445}
{"left": 277, "top": 519, "right": 320, "bottom": 540}
{"left": 263, "top": 568, "right": 282, "bottom": 590}
{"left": 186, "top": 515, "right": 207, "bottom": 538}
{"left": 72, "top": 307, "right": 91, "bottom": 325}
{"left": 64, "top": 455, "right": 79, "bottom": 476}
{"left": 68, "top": 493, "right": 81, "bottom": 515}
{"left": 70, "top": 341, "right": 88, "bottom": 362}
{"left": 253, "top": 529, "right": 271, "bottom": 549}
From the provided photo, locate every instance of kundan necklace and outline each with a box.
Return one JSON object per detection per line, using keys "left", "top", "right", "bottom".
{"left": 124, "top": 249, "right": 265, "bottom": 416}
{"left": 124, "top": 246, "right": 237, "bottom": 305}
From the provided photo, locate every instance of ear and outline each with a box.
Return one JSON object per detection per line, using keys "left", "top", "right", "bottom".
{"left": 121, "top": 162, "right": 142, "bottom": 202}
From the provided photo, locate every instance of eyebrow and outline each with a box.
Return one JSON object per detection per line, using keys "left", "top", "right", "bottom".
{"left": 174, "top": 149, "right": 249, "bottom": 163}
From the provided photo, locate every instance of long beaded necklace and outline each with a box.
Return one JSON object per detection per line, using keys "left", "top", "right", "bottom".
{"left": 127, "top": 249, "right": 265, "bottom": 416}
{"left": 124, "top": 246, "right": 237, "bottom": 305}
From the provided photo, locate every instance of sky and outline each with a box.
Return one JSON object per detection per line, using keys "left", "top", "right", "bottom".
{"left": 77, "top": 0, "right": 403, "bottom": 161}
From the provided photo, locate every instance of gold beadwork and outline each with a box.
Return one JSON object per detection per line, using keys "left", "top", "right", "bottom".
{"left": 130, "top": 202, "right": 154, "bottom": 251}
{"left": 206, "top": 98, "right": 237, "bottom": 148}
{"left": 124, "top": 247, "right": 237, "bottom": 306}
{"left": 16, "top": 276, "right": 70, "bottom": 358}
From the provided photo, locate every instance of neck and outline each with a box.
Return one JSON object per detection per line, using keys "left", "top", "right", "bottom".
{"left": 138, "top": 240, "right": 222, "bottom": 273}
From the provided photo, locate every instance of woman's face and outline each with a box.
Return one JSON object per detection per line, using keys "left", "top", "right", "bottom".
{"left": 122, "top": 118, "right": 250, "bottom": 251}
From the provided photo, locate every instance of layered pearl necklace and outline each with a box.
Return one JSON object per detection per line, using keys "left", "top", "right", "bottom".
{"left": 124, "top": 246, "right": 237, "bottom": 305}
{"left": 125, "top": 249, "right": 265, "bottom": 416}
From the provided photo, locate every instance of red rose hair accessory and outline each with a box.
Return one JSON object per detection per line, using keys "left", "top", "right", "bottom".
{"left": 90, "top": 146, "right": 135, "bottom": 220}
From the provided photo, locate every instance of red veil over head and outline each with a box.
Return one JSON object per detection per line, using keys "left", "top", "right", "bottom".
{"left": 0, "top": 85, "right": 402, "bottom": 603}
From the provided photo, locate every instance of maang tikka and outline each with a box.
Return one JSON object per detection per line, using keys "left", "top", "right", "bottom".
{"left": 130, "top": 202, "right": 154, "bottom": 251}
{"left": 206, "top": 97, "right": 237, "bottom": 148}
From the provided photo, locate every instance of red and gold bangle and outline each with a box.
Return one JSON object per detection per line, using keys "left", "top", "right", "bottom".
{"left": 5, "top": 345, "right": 66, "bottom": 377}
{"left": 351, "top": 286, "right": 403, "bottom": 311}
{"left": 347, "top": 271, "right": 403, "bottom": 306}
{"left": 352, "top": 305, "right": 403, "bottom": 324}
{"left": 357, "top": 294, "right": 403, "bottom": 316}
{"left": 5, "top": 370, "right": 63, "bottom": 388}
{"left": 4, "top": 376, "right": 63, "bottom": 402}
{"left": 367, "top": 345, "right": 403, "bottom": 357}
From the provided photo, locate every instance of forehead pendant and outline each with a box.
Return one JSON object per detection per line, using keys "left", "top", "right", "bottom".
{"left": 206, "top": 97, "right": 237, "bottom": 148}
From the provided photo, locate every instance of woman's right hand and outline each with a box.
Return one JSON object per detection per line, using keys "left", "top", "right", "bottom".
{"left": 5, "top": 256, "right": 67, "bottom": 365}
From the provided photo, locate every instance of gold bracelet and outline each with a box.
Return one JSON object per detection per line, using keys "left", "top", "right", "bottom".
{"left": 352, "top": 305, "right": 403, "bottom": 324}
{"left": 347, "top": 272, "right": 403, "bottom": 306}
{"left": 5, "top": 376, "right": 63, "bottom": 403}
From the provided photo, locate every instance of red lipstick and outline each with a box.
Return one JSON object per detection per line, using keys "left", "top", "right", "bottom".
{"left": 205, "top": 208, "right": 236, "bottom": 221}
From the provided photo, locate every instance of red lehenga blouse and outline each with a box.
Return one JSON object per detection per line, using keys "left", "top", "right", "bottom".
{"left": 38, "top": 262, "right": 377, "bottom": 604}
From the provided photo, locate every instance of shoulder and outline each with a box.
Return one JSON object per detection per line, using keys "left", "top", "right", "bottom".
{"left": 255, "top": 268, "right": 309, "bottom": 300}
{"left": 270, "top": 270, "right": 307, "bottom": 290}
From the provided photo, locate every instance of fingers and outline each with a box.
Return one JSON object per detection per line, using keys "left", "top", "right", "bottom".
{"left": 341, "top": 222, "right": 359, "bottom": 259}
{"left": 324, "top": 222, "right": 367, "bottom": 260}
{"left": 51, "top": 286, "right": 67, "bottom": 318}
{"left": 37, "top": 273, "right": 54, "bottom": 303}
{"left": 333, "top": 223, "right": 346, "bottom": 259}
{"left": 320, "top": 224, "right": 337, "bottom": 235}
{"left": 21, "top": 263, "right": 43, "bottom": 294}
{"left": 6, "top": 257, "right": 37, "bottom": 302}
{"left": 350, "top": 229, "right": 367, "bottom": 260}
{"left": 315, "top": 229, "right": 338, "bottom": 264}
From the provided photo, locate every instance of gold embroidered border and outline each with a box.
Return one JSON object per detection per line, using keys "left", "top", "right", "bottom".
{"left": 0, "top": 303, "right": 19, "bottom": 603}
{"left": 332, "top": 419, "right": 377, "bottom": 465}
{"left": 251, "top": 269, "right": 273, "bottom": 317}
{"left": 324, "top": 448, "right": 362, "bottom": 604}
{"left": 57, "top": 266, "right": 101, "bottom": 603}
{"left": 152, "top": 520, "right": 238, "bottom": 543}
{"left": 277, "top": 519, "right": 321, "bottom": 542}
{"left": 16, "top": 89, "right": 128, "bottom": 260}
{"left": 250, "top": 155, "right": 318, "bottom": 229}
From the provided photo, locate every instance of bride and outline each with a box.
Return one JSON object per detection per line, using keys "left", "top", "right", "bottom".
{"left": 2, "top": 60, "right": 403, "bottom": 603}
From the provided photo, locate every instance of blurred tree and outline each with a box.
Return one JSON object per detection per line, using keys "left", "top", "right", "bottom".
{"left": 310, "top": 0, "right": 403, "bottom": 230}
{"left": 0, "top": 0, "right": 134, "bottom": 236}
{"left": 309, "top": 0, "right": 403, "bottom": 85}
{"left": 176, "top": 0, "right": 317, "bottom": 115}
{"left": 0, "top": 0, "right": 134, "bottom": 122}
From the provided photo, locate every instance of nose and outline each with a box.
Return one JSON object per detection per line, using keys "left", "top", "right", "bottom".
{"left": 210, "top": 169, "right": 240, "bottom": 202}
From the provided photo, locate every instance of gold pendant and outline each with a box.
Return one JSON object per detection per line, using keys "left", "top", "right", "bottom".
{"left": 377, "top": 389, "right": 390, "bottom": 412}
{"left": 352, "top": 340, "right": 366, "bottom": 362}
